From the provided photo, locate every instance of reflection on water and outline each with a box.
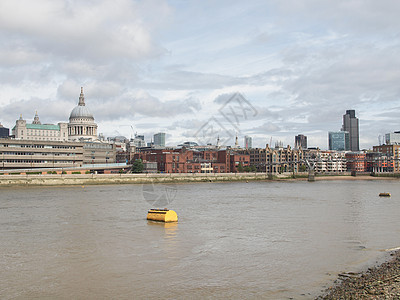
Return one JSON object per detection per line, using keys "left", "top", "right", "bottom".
{"left": 1, "top": 180, "right": 400, "bottom": 299}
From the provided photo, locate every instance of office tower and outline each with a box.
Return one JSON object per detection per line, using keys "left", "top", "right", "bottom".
{"left": 329, "top": 131, "right": 349, "bottom": 151}
{"left": 385, "top": 132, "right": 400, "bottom": 145}
{"left": 0, "top": 123, "right": 9, "bottom": 138}
{"left": 342, "top": 110, "right": 359, "bottom": 151}
{"left": 154, "top": 132, "right": 166, "bottom": 148}
{"left": 244, "top": 136, "right": 252, "bottom": 149}
{"left": 295, "top": 134, "right": 307, "bottom": 149}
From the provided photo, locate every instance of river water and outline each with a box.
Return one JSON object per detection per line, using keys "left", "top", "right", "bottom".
{"left": 1, "top": 180, "right": 400, "bottom": 299}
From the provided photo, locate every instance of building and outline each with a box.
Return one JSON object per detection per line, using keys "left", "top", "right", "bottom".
{"left": 133, "top": 148, "right": 249, "bottom": 173}
{"left": 154, "top": 132, "right": 166, "bottom": 148}
{"left": 342, "top": 110, "right": 359, "bottom": 151}
{"left": 244, "top": 136, "right": 252, "bottom": 149}
{"left": 0, "top": 123, "right": 9, "bottom": 138}
{"left": 295, "top": 134, "right": 307, "bottom": 149}
{"left": 239, "top": 145, "right": 304, "bottom": 174}
{"left": 373, "top": 144, "right": 400, "bottom": 173}
{"left": 0, "top": 138, "right": 84, "bottom": 170}
{"left": 131, "top": 135, "right": 147, "bottom": 148}
{"left": 385, "top": 132, "right": 400, "bottom": 145}
{"left": 345, "top": 152, "right": 366, "bottom": 173}
{"left": 83, "top": 141, "right": 116, "bottom": 165}
{"left": 315, "top": 151, "right": 347, "bottom": 173}
{"left": 329, "top": 131, "right": 349, "bottom": 151}
{"left": 12, "top": 112, "right": 68, "bottom": 142}
{"left": 68, "top": 87, "right": 98, "bottom": 141}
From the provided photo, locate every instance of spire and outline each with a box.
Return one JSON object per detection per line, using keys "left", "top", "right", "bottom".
{"left": 78, "top": 87, "right": 85, "bottom": 106}
{"left": 235, "top": 133, "right": 239, "bottom": 148}
{"left": 19, "top": 114, "right": 23, "bottom": 120}
{"left": 32, "top": 110, "right": 41, "bottom": 124}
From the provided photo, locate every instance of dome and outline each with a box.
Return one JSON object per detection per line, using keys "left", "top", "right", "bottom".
{"left": 69, "top": 87, "right": 94, "bottom": 120}
{"left": 69, "top": 105, "right": 94, "bottom": 119}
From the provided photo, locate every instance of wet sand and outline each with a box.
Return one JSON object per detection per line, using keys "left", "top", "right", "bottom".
{"left": 318, "top": 250, "right": 400, "bottom": 299}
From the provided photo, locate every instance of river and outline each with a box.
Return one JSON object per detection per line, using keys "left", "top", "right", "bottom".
{"left": 1, "top": 180, "right": 399, "bottom": 299}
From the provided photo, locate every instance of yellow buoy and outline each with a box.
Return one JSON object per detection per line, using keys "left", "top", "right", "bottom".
{"left": 147, "top": 209, "right": 178, "bottom": 222}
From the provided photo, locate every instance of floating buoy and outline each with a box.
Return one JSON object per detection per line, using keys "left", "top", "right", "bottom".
{"left": 379, "top": 192, "right": 391, "bottom": 197}
{"left": 147, "top": 209, "right": 178, "bottom": 222}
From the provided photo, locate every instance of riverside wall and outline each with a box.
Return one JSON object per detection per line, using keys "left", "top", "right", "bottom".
{"left": 0, "top": 172, "right": 287, "bottom": 186}
{"left": 0, "top": 172, "right": 395, "bottom": 187}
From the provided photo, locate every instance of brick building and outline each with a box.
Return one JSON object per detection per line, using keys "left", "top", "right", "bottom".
{"left": 133, "top": 149, "right": 249, "bottom": 173}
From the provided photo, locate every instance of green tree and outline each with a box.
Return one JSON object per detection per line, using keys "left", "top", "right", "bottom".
{"left": 237, "top": 162, "right": 244, "bottom": 172}
{"left": 132, "top": 159, "right": 144, "bottom": 173}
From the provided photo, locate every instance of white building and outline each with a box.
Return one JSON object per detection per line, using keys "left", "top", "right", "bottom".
{"left": 315, "top": 151, "right": 347, "bottom": 173}
{"left": 385, "top": 132, "right": 400, "bottom": 145}
{"left": 12, "top": 112, "right": 68, "bottom": 142}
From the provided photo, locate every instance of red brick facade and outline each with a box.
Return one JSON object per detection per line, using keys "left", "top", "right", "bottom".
{"left": 133, "top": 149, "right": 249, "bottom": 173}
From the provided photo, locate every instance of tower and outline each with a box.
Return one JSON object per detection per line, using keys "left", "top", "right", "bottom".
{"left": 342, "top": 110, "right": 359, "bottom": 151}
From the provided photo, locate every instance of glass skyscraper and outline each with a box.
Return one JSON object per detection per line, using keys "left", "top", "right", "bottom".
{"left": 342, "top": 110, "right": 359, "bottom": 151}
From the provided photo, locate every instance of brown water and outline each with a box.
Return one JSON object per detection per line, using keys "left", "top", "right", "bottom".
{"left": 1, "top": 180, "right": 400, "bottom": 299}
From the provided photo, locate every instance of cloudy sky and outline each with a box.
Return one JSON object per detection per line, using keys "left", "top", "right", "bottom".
{"left": 1, "top": 0, "right": 399, "bottom": 149}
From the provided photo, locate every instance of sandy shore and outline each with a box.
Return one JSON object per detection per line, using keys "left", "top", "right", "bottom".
{"left": 317, "top": 250, "right": 400, "bottom": 299}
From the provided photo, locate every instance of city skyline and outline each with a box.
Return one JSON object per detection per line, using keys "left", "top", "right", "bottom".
{"left": 0, "top": 1, "right": 400, "bottom": 149}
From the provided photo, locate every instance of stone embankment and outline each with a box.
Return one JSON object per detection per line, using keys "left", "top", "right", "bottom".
{"left": 0, "top": 172, "right": 281, "bottom": 186}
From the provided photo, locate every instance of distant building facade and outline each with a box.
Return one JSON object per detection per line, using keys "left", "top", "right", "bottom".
{"left": 385, "top": 132, "right": 400, "bottom": 145}
{"left": 373, "top": 144, "right": 400, "bottom": 173}
{"left": 133, "top": 149, "right": 249, "bottom": 174}
{"left": 239, "top": 145, "right": 304, "bottom": 174}
{"left": 244, "top": 136, "right": 252, "bottom": 149}
{"left": 154, "top": 132, "right": 166, "bottom": 148}
{"left": 0, "top": 123, "right": 9, "bottom": 138}
{"left": 0, "top": 139, "right": 84, "bottom": 169}
{"left": 329, "top": 131, "right": 349, "bottom": 151}
{"left": 295, "top": 134, "right": 307, "bottom": 149}
{"left": 12, "top": 112, "right": 68, "bottom": 142}
{"left": 342, "top": 110, "right": 359, "bottom": 151}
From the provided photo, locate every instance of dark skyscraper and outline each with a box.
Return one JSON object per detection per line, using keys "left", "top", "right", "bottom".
{"left": 342, "top": 110, "right": 359, "bottom": 151}
{"left": 295, "top": 134, "right": 307, "bottom": 149}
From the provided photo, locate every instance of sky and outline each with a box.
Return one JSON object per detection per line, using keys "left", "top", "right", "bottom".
{"left": 1, "top": 0, "right": 400, "bottom": 149}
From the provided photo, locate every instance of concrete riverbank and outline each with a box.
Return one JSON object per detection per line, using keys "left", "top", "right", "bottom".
{"left": 0, "top": 172, "right": 398, "bottom": 186}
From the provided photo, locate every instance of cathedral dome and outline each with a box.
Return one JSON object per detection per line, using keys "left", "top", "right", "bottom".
{"left": 69, "top": 105, "right": 93, "bottom": 119}
{"left": 69, "top": 87, "right": 94, "bottom": 120}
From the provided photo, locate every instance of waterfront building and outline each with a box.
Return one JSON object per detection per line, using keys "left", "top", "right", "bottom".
{"left": 133, "top": 149, "right": 249, "bottom": 173}
{"left": 315, "top": 151, "right": 346, "bottom": 173}
{"left": 342, "top": 110, "right": 359, "bottom": 151}
{"left": 239, "top": 145, "right": 304, "bottom": 174}
{"left": 68, "top": 87, "right": 98, "bottom": 141}
{"left": 345, "top": 152, "right": 367, "bottom": 172}
{"left": 385, "top": 132, "right": 400, "bottom": 145}
{"left": 244, "top": 136, "right": 252, "bottom": 149}
{"left": 295, "top": 134, "right": 307, "bottom": 149}
{"left": 12, "top": 112, "right": 68, "bottom": 142}
{"left": 154, "top": 132, "right": 166, "bottom": 148}
{"left": 372, "top": 144, "right": 400, "bottom": 172}
{"left": 0, "top": 123, "right": 9, "bottom": 138}
{"left": 329, "top": 131, "right": 349, "bottom": 151}
{"left": 0, "top": 138, "right": 84, "bottom": 169}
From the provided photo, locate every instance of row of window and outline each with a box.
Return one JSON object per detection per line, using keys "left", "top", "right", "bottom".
{"left": 0, "top": 152, "right": 78, "bottom": 156}
{"left": 1, "top": 159, "right": 77, "bottom": 164}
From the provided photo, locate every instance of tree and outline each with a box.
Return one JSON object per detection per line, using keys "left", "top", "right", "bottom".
{"left": 237, "top": 162, "right": 244, "bottom": 172}
{"left": 132, "top": 159, "right": 144, "bottom": 173}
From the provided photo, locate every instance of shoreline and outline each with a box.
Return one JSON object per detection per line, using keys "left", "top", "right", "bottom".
{"left": 0, "top": 173, "right": 398, "bottom": 187}
{"left": 317, "top": 249, "right": 400, "bottom": 299}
